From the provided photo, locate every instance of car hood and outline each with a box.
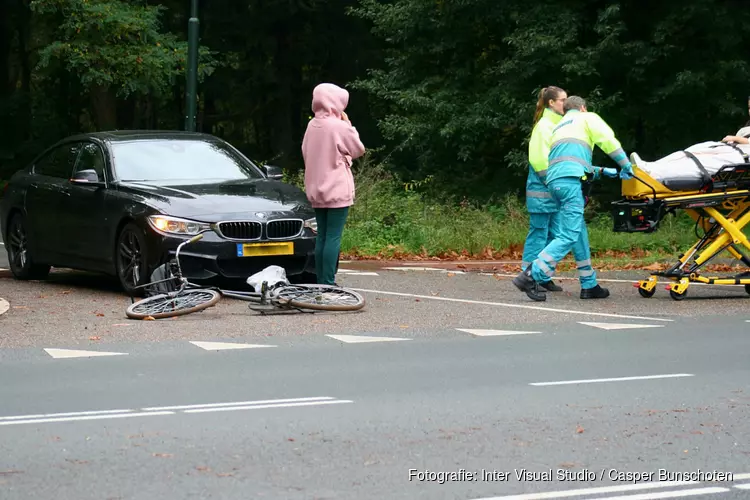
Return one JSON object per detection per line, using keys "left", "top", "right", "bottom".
{"left": 118, "top": 179, "right": 314, "bottom": 221}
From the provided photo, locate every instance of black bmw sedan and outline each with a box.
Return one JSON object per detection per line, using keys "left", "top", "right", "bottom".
{"left": 0, "top": 130, "right": 318, "bottom": 295}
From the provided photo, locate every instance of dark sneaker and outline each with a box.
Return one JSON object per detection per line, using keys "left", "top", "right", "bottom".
{"left": 512, "top": 269, "right": 547, "bottom": 302}
{"left": 540, "top": 280, "right": 563, "bottom": 292}
{"left": 580, "top": 285, "right": 610, "bottom": 299}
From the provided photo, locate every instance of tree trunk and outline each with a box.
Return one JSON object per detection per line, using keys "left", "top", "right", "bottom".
{"left": 90, "top": 85, "right": 117, "bottom": 130}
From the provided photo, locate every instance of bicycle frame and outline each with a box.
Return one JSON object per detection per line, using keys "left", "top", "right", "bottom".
{"left": 130, "top": 231, "right": 278, "bottom": 306}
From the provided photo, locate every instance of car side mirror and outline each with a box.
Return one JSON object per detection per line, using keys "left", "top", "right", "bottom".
{"left": 70, "top": 169, "right": 103, "bottom": 185}
{"left": 263, "top": 164, "right": 284, "bottom": 180}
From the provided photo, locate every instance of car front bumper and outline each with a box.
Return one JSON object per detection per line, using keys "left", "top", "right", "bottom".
{"left": 145, "top": 228, "right": 316, "bottom": 283}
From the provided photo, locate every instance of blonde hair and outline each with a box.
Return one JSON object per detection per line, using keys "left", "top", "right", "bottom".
{"left": 533, "top": 86, "right": 565, "bottom": 124}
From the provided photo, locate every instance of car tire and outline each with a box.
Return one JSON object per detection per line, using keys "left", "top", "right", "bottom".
{"left": 115, "top": 222, "right": 150, "bottom": 296}
{"left": 6, "top": 212, "right": 51, "bottom": 280}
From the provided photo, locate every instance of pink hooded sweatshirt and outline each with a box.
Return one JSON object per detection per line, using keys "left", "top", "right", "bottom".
{"left": 302, "top": 83, "right": 366, "bottom": 209}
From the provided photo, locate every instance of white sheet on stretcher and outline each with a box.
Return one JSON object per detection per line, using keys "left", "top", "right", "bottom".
{"left": 634, "top": 141, "right": 750, "bottom": 184}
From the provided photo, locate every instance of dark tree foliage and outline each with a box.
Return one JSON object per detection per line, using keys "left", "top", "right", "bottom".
{"left": 2, "top": 0, "right": 750, "bottom": 206}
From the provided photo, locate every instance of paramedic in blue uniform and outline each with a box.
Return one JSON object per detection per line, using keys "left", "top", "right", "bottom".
{"left": 521, "top": 86, "right": 567, "bottom": 292}
{"left": 513, "top": 96, "right": 634, "bottom": 301}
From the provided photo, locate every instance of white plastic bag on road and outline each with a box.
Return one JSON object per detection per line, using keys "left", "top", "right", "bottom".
{"left": 246, "top": 265, "right": 289, "bottom": 293}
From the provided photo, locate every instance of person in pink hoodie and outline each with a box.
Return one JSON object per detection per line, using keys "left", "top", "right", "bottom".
{"left": 302, "top": 83, "right": 366, "bottom": 286}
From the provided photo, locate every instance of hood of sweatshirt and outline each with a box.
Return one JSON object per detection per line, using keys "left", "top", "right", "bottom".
{"left": 311, "top": 83, "right": 349, "bottom": 119}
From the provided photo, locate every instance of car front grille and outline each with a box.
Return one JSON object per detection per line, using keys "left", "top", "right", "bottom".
{"left": 217, "top": 221, "right": 262, "bottom": 240}
{"left": 267, "top": 219, "right": 303, "bottom": 239}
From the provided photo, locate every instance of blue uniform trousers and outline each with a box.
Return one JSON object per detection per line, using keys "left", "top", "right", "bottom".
{"left": 529, "top": 177, "right": 598, "bottom": 289}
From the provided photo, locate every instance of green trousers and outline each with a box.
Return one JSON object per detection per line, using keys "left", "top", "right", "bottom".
{"left": 314, "top": 207, "right": 349, "bottom": 285}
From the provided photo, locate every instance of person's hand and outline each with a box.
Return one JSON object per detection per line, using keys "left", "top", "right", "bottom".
{"left": 723, "top": 135, "right": 749, "bottom": 144}
{"left": 602, "top": 167, "right": 618, "bottom": 178}
{"left": 341, "top": 111, "right": 350, "bottom": 123}
{"left": 619, "top": 162, "right": 634, "bottom": 180}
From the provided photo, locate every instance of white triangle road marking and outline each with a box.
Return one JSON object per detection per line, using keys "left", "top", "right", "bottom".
{"left": 190, "top": 341, "right": 276, "bottom": 351}
{"left": 457, "top": 329, "right": 541, "bottom": 336}
{"left": 44, "top": 348, "right": 128, "bottom": 359}
{"left": 578, "top": 322, "right": 665, "bottom": 330}
{"left": 326, "top": 334, "right": 410, "bottom": 344}
{"left": 0, "top": 298, "right": 9, "bottom": 316}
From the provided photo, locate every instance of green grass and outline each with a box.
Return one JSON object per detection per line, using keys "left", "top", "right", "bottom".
{"left": 335, "top": 163, "right": 704, "bottom": 260}
{"left": 284, "top": 157, "right": 749, "bottom": 264}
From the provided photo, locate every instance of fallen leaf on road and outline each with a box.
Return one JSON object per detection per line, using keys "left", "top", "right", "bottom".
{"left": 143, "top": 316, "right": 155, "bottom": 321}
{"left": 112, "top": 324, "right": 130, "bottom": 327}
{"left": 60, "top": 290, "right": 72, "bottom": 295}
{"left": 287, "top": 438, "right": 295, "bottom": 442}
{"left": 89, "top": 336, "right": 101, "bottom": 341}
{"left": 643, "top": 263, "right": 663, "bottom": 271}
{"left": 152, "top": 453, "right": 173, "bottom": 458}
{"left": 0, "top": 470, "right": 24, "bottom": 475}
{"left": 195, "top": 466, "right": 211, "bottom": 472}
{"left": 399, "top": 325, "right": 409, "bottom": 328}
{"left": 95, "top": 313, "right": 104, "bottom": 317}
{"left": 12, "top": 306, "right": 28, "bottom": 309}
{"left": 559, "top": 462, "right": 577, "bottom": 468}
{"left": 576, "top": 425, "right": 585, "bottom": 434}
{"left": 447, "top": 272, "right": 455, "bottom": 277}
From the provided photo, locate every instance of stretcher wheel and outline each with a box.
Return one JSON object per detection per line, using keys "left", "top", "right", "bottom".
{"left": 669, "top": 289, "right": 687, "bottom": 301}
{"left": 638, "top": 287, "right": 656, "bottom": 298}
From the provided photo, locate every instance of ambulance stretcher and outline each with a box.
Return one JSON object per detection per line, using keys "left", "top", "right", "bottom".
{"left": 610, "top": 160, "right": 750, "bottom": 300}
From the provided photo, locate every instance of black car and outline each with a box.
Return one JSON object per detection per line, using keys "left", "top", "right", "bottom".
{"left": 0, "top": 130, "right": 318, "bottom": 294}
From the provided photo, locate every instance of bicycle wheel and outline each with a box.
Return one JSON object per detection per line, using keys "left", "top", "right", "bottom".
{"left": 126, "top": 289, "right": 221, "bottom": 319}
{"left": 272, "top": 285, "right": 365, "bottom": 311}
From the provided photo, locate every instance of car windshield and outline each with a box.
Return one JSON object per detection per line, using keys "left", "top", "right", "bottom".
{"left": 110, "top": 139, "right": 264, "bottom": 183}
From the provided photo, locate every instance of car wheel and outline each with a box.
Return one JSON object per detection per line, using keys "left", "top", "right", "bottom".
{"left": 115, "top": 222, "right": 150, "bottom": 296}
{"left": 6, "top": 212, "right": 50, "bottom": 280}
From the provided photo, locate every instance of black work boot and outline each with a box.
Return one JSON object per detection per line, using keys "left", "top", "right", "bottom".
{"left": 540, "top": 280, "right": 563, "bottom": 292}
{"left": 512, "top": 269, "right": 547, "bottom": 302}
{"left": 580, "top": 284, "right": 610, "bottom": 299}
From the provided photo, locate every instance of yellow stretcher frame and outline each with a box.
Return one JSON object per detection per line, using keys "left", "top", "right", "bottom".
{"left": 612, "top": 162, "right": 750, "bottom": 300}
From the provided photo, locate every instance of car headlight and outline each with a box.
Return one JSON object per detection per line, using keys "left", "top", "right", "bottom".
{"left": 147, "top": 215, "right": 212, "bottom": 236}
{"left": 304, "top": 217, "right": 317, "bottom": 234}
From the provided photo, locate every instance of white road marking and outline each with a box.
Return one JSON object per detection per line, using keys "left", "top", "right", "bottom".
{"left": 593, "top": 486, "right": 729, "bottom": 499}
{"left": 484, "top": 273, "right": 745, "bottom": 288}
{"left": 530, "top": 373, "right": 694, "bottom": 386}
{"left": 43, "top": 348, "right": 128, "bottom": 359}
{"left": 0, "top": 298, "right": 8, "bottom": 316}
{"left": 731, "top": 473, "right": 750, "bottom": 481}
{"left": 338, "top": 270, "right": 380, "bottom": 276}
{"left": 457, "top": 329, "right": 541, "bottom": 336}
{"left": 472, "top": 480, "right": 699, "bottom": 499}
{"left": 326, "top": 334, "right": 410, "bottom": 343}
{"left": 578, "top": 322, "right": 665, "bottom": 330}
{"left": 0, "top": 396, "right": 353, "bottom": 427}
{"left": 142, "top": 396, "right": 337, "bottom": 411}
{"left": 735, "top": 484, "right": 750, "bottom": 489}
{"left": 350, "top": 288, "right": 674, "bottom": 322}
{"left": 185, "top": 399, "right": 353, "bottom": 413}
{"left": 382, "top": 266, "right": 465, "bottom": 274}
{"left": 0, "top": 411, "right": 174, "bottom": 426}
{"left": 190, "top": 341, "right": 276, "bottom": 351}
{"left": 0, "top": 409, "right": 133, "bottom": 421}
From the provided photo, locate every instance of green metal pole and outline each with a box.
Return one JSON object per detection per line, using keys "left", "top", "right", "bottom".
{"left": 184, "top": 0, "right": 199, "bottom": 131}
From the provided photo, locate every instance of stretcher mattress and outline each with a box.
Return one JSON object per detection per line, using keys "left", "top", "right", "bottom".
{"left": 633, "top": 141, "right": 750, "bottom": 192}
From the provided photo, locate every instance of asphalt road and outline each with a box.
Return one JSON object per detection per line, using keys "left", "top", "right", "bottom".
{"left": 1, "top": 236, "right": 750, "bottom": 499}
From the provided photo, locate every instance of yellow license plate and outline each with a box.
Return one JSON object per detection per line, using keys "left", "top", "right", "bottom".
{"left": 236, "top": 242, "right": 294, "bottom": 257}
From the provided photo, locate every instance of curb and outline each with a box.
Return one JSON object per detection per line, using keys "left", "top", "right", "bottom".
{"left": 0, "top": 298, "right": 8, "bottom": 316}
